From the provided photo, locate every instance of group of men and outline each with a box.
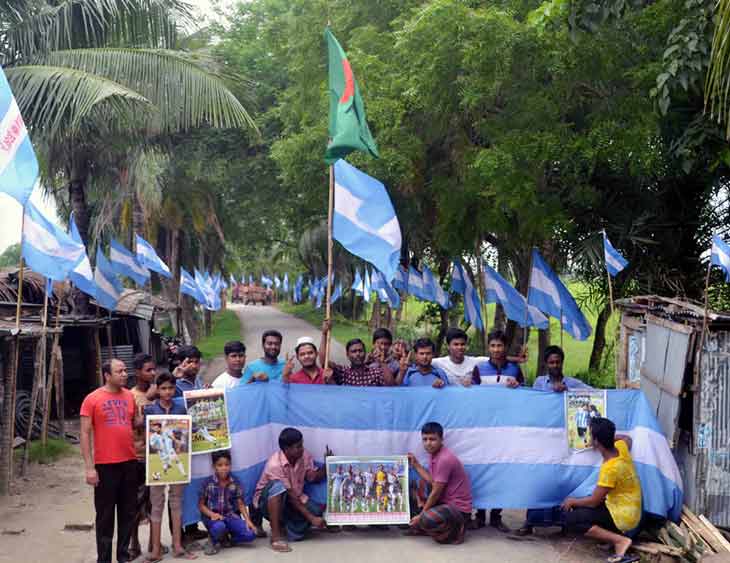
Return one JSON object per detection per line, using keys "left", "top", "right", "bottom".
{"left": 79, "top": 322, "right": 641, "bottom": 563}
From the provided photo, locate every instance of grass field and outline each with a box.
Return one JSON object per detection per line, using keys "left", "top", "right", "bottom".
{"left": 196, "top": 309, "right": 242, "bottom": 359}
{"left": 146, "top": 451, "right": 191, "bottom": 485}
{"left": 279, "top": 282, "right": 619, "bottom": 388}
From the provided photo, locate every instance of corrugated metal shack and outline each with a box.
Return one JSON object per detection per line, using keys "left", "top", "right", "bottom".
{"left": 615, "top": 296, "right": 730, "bottom": 527}
{"left": 0, "top": 269, "right": 180, "bottom": 495}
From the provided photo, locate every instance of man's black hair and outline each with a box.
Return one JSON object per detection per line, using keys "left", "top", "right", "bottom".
{"left": 413, "top": 337, "right": 436, "bottom": 353}
{"left": 155, "top": 371, "right": 175, "bottom": 387}
{"left": 543, "top": 345, "right": 565, "bottom": 363}
{"left": 445, "top": 327, "right": 468, "bottom": 344}
{"left": 279, "top": 427, "right": 303, "bottom": 450}
{"left": 133, "top": 352, "right": 154, "bottom": 371}
{"left": 589, "top": 417, "right": 616, "bottom": 450}
{"left": 346, "top": 338, "right": 366, "bottom": 352}
{"left": 102, "top": 359, "right": 117, "bottom": 378}
{"left": 421, "top": 421, "right": 444, "bottom": 438}
{"left": 224, "top": 340, "right": 246, "bottom": 355}
{"left": 486, "top": 330, "right": 508, "bottom": 345}
{"left": 372, "top": 328, "right": 393, "bottom": 343}
{"left": 262, "top": 330, "right": 283, "bottom": 345}
{"left": 212, "top": 450, "right": 232, "bottom": 464}
{"left": 176, "top": 345, "right": 202, "bottom": 361}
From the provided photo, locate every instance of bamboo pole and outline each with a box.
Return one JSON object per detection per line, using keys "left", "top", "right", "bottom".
{"left": 41, "top": 295, "right": 62, "bottom": 445}
{"left": 522, "top": 250, "right": 534, "bottom": 349}
{"left": 606, "top": 267, "right": 615, "bottom": 315}
{"left": 695, "top": 260, "right": 713, "bottom": 388}
{"left": 475, "top": 238, "right": 488, "bottom": 350}
{"left": 323, "top": 164, "right": 335, "bottom": 369}
{"left": 8, "top": 208, "right": 27, "bottom": 484}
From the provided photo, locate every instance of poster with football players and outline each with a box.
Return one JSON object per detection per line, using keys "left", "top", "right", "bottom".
{"left": 183, "top": 388, "right": 231, "bottom": 454}
{"left": 145, "top": 414, "right": 192, "bottom": 485}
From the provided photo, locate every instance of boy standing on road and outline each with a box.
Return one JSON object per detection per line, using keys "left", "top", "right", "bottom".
{"left": 244, "top": 330, "right": 286, "bottom": 383}
{"left": 408, "top": 422, "right": 473, "bottom": 544}
{"left": 211, "top": 341, "right": 247, "bottom": 389}
{"left": 80, "top": 359, "right": 142, "bottom": 563}
{"left": 252, "top": 427, "right": 332, "bottom": 553}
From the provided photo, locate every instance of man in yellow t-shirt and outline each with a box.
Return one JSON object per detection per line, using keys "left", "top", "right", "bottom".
{"left": 561, "top": 417, "right": 641, "bottom": 563}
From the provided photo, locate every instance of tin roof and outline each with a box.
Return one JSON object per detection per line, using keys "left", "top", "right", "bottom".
{"left": 615, "top": 295, "right": 730, "bottom": 326}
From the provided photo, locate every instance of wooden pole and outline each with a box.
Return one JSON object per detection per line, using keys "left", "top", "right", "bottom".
{"left": 40, "top": 293, "right": 61, "bottom": 445}
{"left": 8, "top": 207, "right": 27, "bottom": 484}
{"left": 324, "top": 165, "right": 335, "bottom": 369}
{"left": 523, "top": 250, "right": 534, "bottom": 350}
{"left": 21, "top": 339, "right": 42, "bottom": 474}
{"left": 695, "top": 260, "right": 712, "bottom": 387}
{"left": 606, "top": 268, "right": 615, "bottom": 315}
{"left": 475, "top": 238, "right": 488, "bottom": 351}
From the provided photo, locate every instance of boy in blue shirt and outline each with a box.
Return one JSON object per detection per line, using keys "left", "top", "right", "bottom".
{"left": 398, "top": 338, "right": 448, "bottom": 388}
{"left": 244, "top": 330, "right": 286, "bottom": 383}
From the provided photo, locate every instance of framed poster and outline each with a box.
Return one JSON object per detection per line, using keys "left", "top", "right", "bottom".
{"left": 146, "top": 414, "right": 192, "bottom": 485}
{"left": 565, "top": 390, "right": 607, "bottom": 452}
{"left": 183, "top": 388, "right": 231, "bottom": 454}
{"left": 325, "top": 455, "right": 410, "bottom": 525}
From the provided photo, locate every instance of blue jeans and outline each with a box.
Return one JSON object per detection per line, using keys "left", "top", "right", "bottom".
{"left": 203, "top": 515, "right": 256, "bottom": 545}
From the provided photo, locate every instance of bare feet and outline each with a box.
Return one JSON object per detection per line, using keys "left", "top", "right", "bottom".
{"left": 614, "top": 536, "right": 632, "bottom": 557}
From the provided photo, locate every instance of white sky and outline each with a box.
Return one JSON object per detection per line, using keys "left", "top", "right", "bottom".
{"left": 0, "top": 0, "right": 235, "bottom": 255}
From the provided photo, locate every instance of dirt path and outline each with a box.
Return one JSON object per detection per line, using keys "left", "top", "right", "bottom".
{"left": 0, "top": 305, "right": 606, "bottom": 563}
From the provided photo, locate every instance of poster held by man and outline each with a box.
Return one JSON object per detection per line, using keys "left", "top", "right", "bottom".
{"left": 146, "top": 415, "right": 192, "bottom": 486}
{"left": 325, "top": 455, "right": 410, "bottom": 526}
{"left": 565, "top": 390, "right": 607, "bottom": 451}
{"left": 183, "top": 388, "right": 231, "bottom": 454}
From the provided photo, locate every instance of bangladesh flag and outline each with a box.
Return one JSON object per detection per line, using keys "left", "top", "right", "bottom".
{"left": 324, "top": 28, "right": 379, "bottom": 165}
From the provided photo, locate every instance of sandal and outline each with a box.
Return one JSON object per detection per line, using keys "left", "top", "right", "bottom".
{"left": 607, "top": 555, "right": 640, "bottom": 563}
{"left": 270, "top": 538, "right": 292, "bottom": 553}
{"left": 203, "top": 542, "right": 220, "bottom": 556}
{"left": 174, "top": 550, "right": 198, "bottom": 560}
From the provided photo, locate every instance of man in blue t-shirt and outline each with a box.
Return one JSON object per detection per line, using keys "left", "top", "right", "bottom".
{"left": 244, "top": 330, "right": 285, "bottom": 383}
{"left": 397, "top": 338, "right": 448, "bottom": 388}
{"left": 471, "top": 330, "right": 524, "bottom": 387}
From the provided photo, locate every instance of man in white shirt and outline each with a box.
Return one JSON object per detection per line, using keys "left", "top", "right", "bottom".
{"left": 431, "top": 328, "right": 488, "bottom": 386}
{"left": 211, "top": 341, "right": 247, "bottom": 389}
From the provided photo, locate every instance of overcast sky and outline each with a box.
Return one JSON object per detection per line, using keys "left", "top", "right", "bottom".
{"left": 0, "top": 0, "right": 236, "bottom": 255}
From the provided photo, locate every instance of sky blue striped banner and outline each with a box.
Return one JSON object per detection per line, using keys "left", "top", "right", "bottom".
{"left": 182, "top": 385, "right": 682, "bottom": 526}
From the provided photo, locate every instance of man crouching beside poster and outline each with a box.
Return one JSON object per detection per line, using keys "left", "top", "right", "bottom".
{"left": 251, "top": 427, "right": 333, "bottom": 553}
{"left": 407, "top": 422, "right": 473, "bottom": 544}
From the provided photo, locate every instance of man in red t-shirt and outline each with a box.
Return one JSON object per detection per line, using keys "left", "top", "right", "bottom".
{"left": 80, "top": 358, "right": 142, "bottom": 563}
{"left": 408, "top": 422, "right": 473, "bottom": 544}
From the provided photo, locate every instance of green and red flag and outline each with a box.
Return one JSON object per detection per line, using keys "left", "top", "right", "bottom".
{"left": 324, "top": 28, "right": 379, "bottom": 165}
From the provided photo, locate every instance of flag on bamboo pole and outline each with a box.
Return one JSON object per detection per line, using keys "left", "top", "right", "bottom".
{"left": 68, "top": 212, "right": 96, "bottom": 299}
{"left": 0, "top": 67, "right": 39, "bottom": 206}
{"left": 603, "top": 232, "right": 628, "bottom": 277}
{"left": 324, "top": 28, "right": 379, "bottom": 164}
{"left": 94, "top": 247, "right": 123, "bottom": 311}
{"left": 711, "top": 236, "right": 730, "bottom": 281}
{"left": 135, "top": 234, "right": 171, "bottom": 278}
{"left": 110, "top": 238, "right": 150, "bottom": 286}
{"left": 352, "top": 269, "right": 364, "bottom": 295}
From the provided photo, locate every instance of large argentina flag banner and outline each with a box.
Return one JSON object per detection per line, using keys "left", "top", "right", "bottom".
{"left": 0, "top": 68, "right": 38, "bottom": 206}
{"left": 182, "top": 385, "right": 683, "bottom": 525}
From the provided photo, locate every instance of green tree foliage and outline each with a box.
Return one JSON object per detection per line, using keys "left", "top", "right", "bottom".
{"left": 0, "top": 244, "right": 21, "bottom": 269}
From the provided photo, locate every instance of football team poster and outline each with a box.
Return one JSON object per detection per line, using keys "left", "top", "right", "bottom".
{"left": 325, "top": 455, "right": 410, "bottom": 525}
{"left": 565, "top": 390, "right": 607, "bottom": 451}
{"left": 145, "top": 414, "right": 192, "bottom": 486}
{"left": 183, "top": 388, "right": 231, "bottom": 454}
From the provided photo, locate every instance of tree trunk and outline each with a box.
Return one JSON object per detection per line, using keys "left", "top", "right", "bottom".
{"left": 369, "top": 300, "right": 381, "bottom": 330}
{"left": 437, "top": 307, "right": 449, "bottom": 355}
{"left": 537, "top": 327, "right": 551, "bottom": 378}
{"left": 589, "top": 303, "right": 611, "bottom": 371}
{"left": 68, "top": 156, "right": 91, "bottom": 315}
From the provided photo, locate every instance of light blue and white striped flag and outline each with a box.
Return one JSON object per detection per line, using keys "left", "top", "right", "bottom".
{"left": 371, "top": 269, "right": 401, "bottom": 309}
{"left": 528, "top": 249, "right": 591, "bottom": 341}
{"left": 230, "top": 274, "right": 237, "bottom": 286}
{"left": 283, "top": 273, "right": 289, "bottom": 293}
{"left": 362, "top": 268, "right": 372, "bottom": 303}
{"left": 333, "top": 160, "right": 401, "bottom": 281}
{"left": 392, "top": 266, "right": 408, "bottom": 292}
{"left": 68, "top": 213, "right": 96, "bottom": 299}
{"left": 451, "top": 261, "right": 483, "bottom": 330}
{"left": 110, "top": 238, "right": 149, "bottom": 286}
{"left": 603, "top": 231, "right": 628, "bottom": 277}
{"left": 483, "top": 264, "right": 547, "bottom": 329}
{"left": 94, "top": 246, "right": 123, "bottom": 311}
{"left": 331, "top": 281, "right": 343, "bottom": 304}
{"left": 135, "top": 234, "right": 172, "bottom": 278}
{"left": 0, "top": 68, "right": 39, "bottom": 206}
{"left": 351, "top": 269, "right": 363, "bottom": 295}
{"left": 180, "top": 268, "right": 206, "bottom": 305}
{"left": 711, "top": 236, "right": 730, "bottom": 282}
{"left": 274, "top": 275, "right": 281, "bottom": 289}
{"left": 181, "top": 385, "right": 683, "bottom": 527}
{"left": 422, "top": 264, "right": 450, "bottom": 309}
{"left": 407, "top": 265, "right": 427, "bottom": 300}
{"left": 21, "top": 202, "right": 85, "bottom": 281}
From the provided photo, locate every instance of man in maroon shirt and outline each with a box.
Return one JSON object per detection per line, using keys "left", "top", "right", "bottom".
{"left": 282, "top": 337, "right": 334, "bottom": 384}
{"left": 319, "top": 321, "right": 394, "bottom": 386}
{"left": 407, "top": 422, "right": 473, "bottom": 544}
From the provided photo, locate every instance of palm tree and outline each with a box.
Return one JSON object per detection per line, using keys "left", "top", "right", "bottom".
{"left": 707, "top": 0, "right": 730, "bottom": 137}
{"left": 1, "top": 0, "right": 255, "bottom": 244}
